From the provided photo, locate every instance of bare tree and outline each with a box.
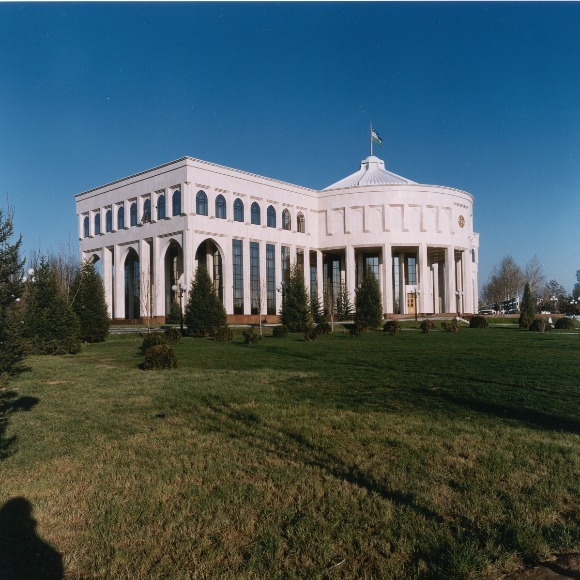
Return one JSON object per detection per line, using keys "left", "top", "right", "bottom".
{"left": 139, "top": 266, "right": 160, "bottom": 332}
{"left": 523, "top": 255, "right": 546, "bottom": 298}
{"left": 481, "top": 255, "right": 523, "bottom": 305}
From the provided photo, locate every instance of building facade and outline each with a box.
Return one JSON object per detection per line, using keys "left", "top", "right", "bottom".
{"left": 75, "top": 155, "right": 479, "bottom": 322}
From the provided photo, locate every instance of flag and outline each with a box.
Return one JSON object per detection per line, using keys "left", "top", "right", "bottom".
{"left": 371, "top": 127, "right": 382, "bottom": 146}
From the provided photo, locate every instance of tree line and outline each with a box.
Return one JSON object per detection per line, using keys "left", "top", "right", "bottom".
{"left": 480, "top": 255, "right": 575, "bottom": 314}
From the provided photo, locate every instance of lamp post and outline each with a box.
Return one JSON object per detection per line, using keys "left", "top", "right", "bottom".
{"left": 569, "top": 297, "right": 578, "bottom": 315}
{"left": 455, "top": 289, "right": 464, "bottom": 319}
{"left": 412, "top": 287, "right": 420, "bottom": 322}
{"left": 551, "top": 295, "right": 558, "bottom": 314}
{"left": 171, "top": 282, "right": 186, "bottom": 333}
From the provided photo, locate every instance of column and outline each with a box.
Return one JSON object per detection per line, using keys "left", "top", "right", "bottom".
{"left": 243, "top": 238, "right": 251, "bottom": 315}
{"left": 102, "top": 246, "right": 113, "bottom": 318}
{"left": 139, "top": 238, "right": 151, "bottom": 320}
{"left": 445, "top": 246, "right": 456, "bottom": 314}
{"left": 113, "top": 245, "right": 125, "bottom": 320}
{"left": 303, "top": 247, "right": 310, "bottom": 293}
{"left": 316, "top": 250, "right": 324, "bottom": 306}
{"left": 383, "top": 245, "right": 393, "bottom": 315}
{"left": 419, "top": 244, "right": 429, "bottom": 315}
{"left": 432, "top": 262, "right": 440, "bottom": 314}
{"left": 274, "top": 242, "right": 281, "bottom": 317}
{"left": 463, "top": 249, "right": 473, "bottom": 313}
{"left": 182, "top": 182, "right": 193, "bottom": 215}
{"left": 259, "top": 240, "right": 267, "bottom": 315}
{"left": 346, "top": 245, "right": 356, "bottom": 299}
{"left": 182, "top": 228, "right": 194, "bottom": 292}
{"left": 399, "top": 251, "right": 406, "bottom": 314}
{"left": 153, "top": 236, "right": 164, "bottom": 318}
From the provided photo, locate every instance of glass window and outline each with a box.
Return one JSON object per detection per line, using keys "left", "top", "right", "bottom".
{"left": 310, "top": 261, "right": 318, "bottom": 305}
{"left": 196, "top": 190, "right": 208, "bottom": 216}
{"left": 297, "top": 212, "right": 305, "bottom": 233}
{"left": 105, "top": 209, "right": 112, "bottom": 233}
{"left": 215, "top": 195, "right": 226, "bottom": 219}
{"left": 281, "top": 246, "right": 290, "bottom": 285}
{"left": 406, "top": 254, "right": 417, "bottom": 285}
{"left": 130, "top": 202, "right": 137, "bottom": 226}
{"left": 232, "top": 239, "right": 244, "bottom": 314}
{"left": 94, "top": 213, "right": 101, "bottom": 235}
{"left": 250, "top": 241, "right": 260, "bottom": 314}
{"left": 157, "top": 195, "right": 166, "bottom": 220}
{"left": 234, "top": 198, "right": 244, "bottom": 222}
{"left": 83, "top": 216, "right": 89, "bottom": 238}
{"left": 296, "top": 249, "right": 304, "bottom": 273}
{"left": 282, "top": 208, "right": 291, "bottom": 231}
{"left": 364, "top": 254, "right": 379, "bottom": 281}
{"left": 267, "top": 205, "right": 276, "bottom": 228}
{"left": 266, "top": 244, "right": 276, "bottom": 315}
{"left": 142, "top": 199, "right": 151, "bottom": 223}
{"left": 172, "top": 190, "right": 181, "bottom": 216}
{"left": 251, "top": 202, "right": 261, "bottom": 225}
{"left": 117, "top": 206, "right": 125, "bottom": 229}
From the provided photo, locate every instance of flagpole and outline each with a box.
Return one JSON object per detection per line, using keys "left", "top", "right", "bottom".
{"left": 370, "top": 122, "right": 373, "bottom": 156}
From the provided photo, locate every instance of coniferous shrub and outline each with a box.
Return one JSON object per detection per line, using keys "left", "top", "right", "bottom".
{"left": 355, "top": 269, "right": 383, "bottom": 329}
{"left": 280, "top": 263, "right": 311, "bottom": 332}
{"left": 555, "top": 317, "right": 576, "bottom": 330}
{"left": 272, "top": 325, "right": 289, "bottom": 338}
{"left": 518, "top": 282, "right": 536, "bottom": 330}
{"left": 214, "top": 325, "right": 234, "bottom": 341}
{"left": 304, "top": 326, "right": 318, "bottom": 341}
{"left": 310, "top": 293, "right": 325, "bottom": 324}
{"left": 469, "top": 316, "right": 489, "bottom": 329}
{"left": 316, "top": 322, "right": 332, "bottom": 335}
{"left": 142, "top": 344, "right": 178, "bottom": 370}
{"left": 165, "top": 302, "right": 182, "bottom": 325}
{"left": 22, "top": 258, "right": 81, "bottom": 355}
{"left": 70, "top": 260, "right": 110, "bottom": 342}
{"left": 184, "top": 265, "right": 227, "bottom": 337}
{"left": 164, "top": 328, "right": 182, "bottom": 343}
{"left": 335, "top": 285, "right": 354, "bottom": 321}
{"left": 529, "top": 319, "right": 545, "bottom": 332}
{"left": 420, "top": 319, "right": 436, "bottom": 333}
{"left": 383, "top": 320, "right": 401, "bottom": 336}
{"left": 242, "top": 327, "right": 261, "bottom": 345}
{"left": 140, "top": 332, "right": 167, "bottom": 354}
{"left": 441, "top": 319, "right": 460, "bottom": 333}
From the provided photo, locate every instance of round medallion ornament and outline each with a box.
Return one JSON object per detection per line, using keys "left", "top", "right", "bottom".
{"left": 458, "top": 215, "right": 465, "bottom": 228}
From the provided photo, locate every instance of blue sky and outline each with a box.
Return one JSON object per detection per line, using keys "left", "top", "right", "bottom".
{"left": 1, "top": 2, "right": 579, "bottom": 292}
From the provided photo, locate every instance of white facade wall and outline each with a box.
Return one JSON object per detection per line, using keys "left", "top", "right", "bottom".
{"left": 76, "top": 156, "right": 479, "bottom": 321}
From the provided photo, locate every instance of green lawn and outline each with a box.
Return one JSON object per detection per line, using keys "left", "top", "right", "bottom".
{"left": 1, "top": 327, "right": 579, "bottom": 578}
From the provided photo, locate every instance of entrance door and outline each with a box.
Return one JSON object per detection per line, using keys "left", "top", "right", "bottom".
{"left": 406, "top": 293, "right": 416, "bottom": 316}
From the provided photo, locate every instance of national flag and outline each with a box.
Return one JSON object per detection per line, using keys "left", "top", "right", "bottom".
{"left": 371, "top": 127, "right": 382, "bottom": 146}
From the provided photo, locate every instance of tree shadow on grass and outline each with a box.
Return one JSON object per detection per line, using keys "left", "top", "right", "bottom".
{"left": 0, "top": 390, "right": 39, "bottom": 461}
{"left": 200, "top": 397, "right": 443, "bottom": 523}
{"left": 0, "top": 497, "right": 63, "bottom": 579}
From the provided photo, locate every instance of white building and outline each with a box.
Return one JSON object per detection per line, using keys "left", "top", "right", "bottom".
{"left": 75, "top": 155, "right": 479, "bottom": 323}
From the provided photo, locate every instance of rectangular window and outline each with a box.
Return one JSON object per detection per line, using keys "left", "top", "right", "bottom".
{"left": 266, "top": 244, "right": 276, "bottom": 315}
{"left": 250, "top": 242, "right": 260, "bottom": 315}
{"left": 364, "top": 254, "right": 379, "bottom": 281}
{"left": 406, "top": 253, "right": 417, "bottom": 285}
{"left": 281, "top": 246, "right": 290, "bottom": 285}
{"left": 296, "top": 249, "right": 304, "bottom": 273}
{"left": 310, "top": 263, "right": 317, "bottom": 305}
{"left": 232, "top": 239, "right": 244, "bottom": 314}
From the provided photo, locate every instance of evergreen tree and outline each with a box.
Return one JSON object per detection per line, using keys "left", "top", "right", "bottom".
{"left": 355, "top": 269, "right": 383, "bottom": 329}
{"left": 310, "top": 291, "right": 325, "bottom": 324}
{"left": 22, "top": 258, "right": 81, "bottom": 354}
{"left": 280, "top": 263, "right": 311, "bottom": 332}
{"left": 518, "top": 282, "right": 536, "bottom": 330}
{"left": 335, "top": 284, "right": 353, "bottom": 320}
{"left": 0, "top": 208, "right": 26, "bottom": 378}
{"left": 184, "top": 264, "right": 227, "bottom": 336}
{"left": 70, "top": 260, "right": 110, "bottom": 342}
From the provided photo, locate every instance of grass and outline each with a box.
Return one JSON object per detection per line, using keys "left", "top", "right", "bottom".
{"left": 1, "top": 326, "right": 579, "bottom": 578}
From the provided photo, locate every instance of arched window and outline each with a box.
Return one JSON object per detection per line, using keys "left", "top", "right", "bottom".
{"left": 117, "top": 206, "right": 125, "bottom": 229}
{"left": 196, "top": 190, "right": 208, "bottom": 216}
{"left": 172, "top": 190, "right": 181, "bottom": 216}
{"left": 105, "top": 209, "right": 112, "bottom": 233}
{"left": 297, "top": 211, "right": 305, "bottom": 233}
{"left": 157, "top": 195, "right": 166, "bottom": 220}
{"left": 215, "top": 194, "right": 226, "bottom": 219}
{"left": 234, "top": 198, "right": 244, "bottom": 222}
{"left": 251, "top": 202, "right": 261, "bottom": 225}
{"left": 142, "top": 199, "right": 151, "bottom": 223}
{"left": 130, "top": 202, "right": 137, "bottom": 226}
{"left": 83, "top": 216, "right": 89, "bottom": 238}
{"left": 267, "top": 205, "right": 276, "bottom": 228}
{"left": 94, "top": 213, "right": 101, "bottom": 235}
{"left": 282, "top": 208, "right": 291, "bottom": 231}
